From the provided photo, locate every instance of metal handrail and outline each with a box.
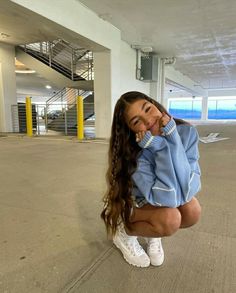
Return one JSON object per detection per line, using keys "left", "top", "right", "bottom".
{"left": 46, "top": 87, "right": 67, "bottom": 105}
{"left": 46, "top": 88, "right": 91, "bottom": 109}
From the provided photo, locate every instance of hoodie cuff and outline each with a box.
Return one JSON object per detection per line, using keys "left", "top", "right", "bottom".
{"left": 138, "top": 131, "right": 165, "bottom": 151}
{"left": 161, "top": 118, "right": 177, "bottom": 138}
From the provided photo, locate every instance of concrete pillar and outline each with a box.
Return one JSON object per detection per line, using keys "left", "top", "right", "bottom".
{"left": 93, "top": 51, "right": 112, "bottom": 139}
{"left": 201, "top": 96, "right": 209, "bottom": 121}
{"left": 93, "top": 49, "right": 120, "bottom": 139}
{"left": 0, "top": 43, "right": 17, "bottom": 132}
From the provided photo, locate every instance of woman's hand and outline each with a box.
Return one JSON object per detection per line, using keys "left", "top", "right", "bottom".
{"left": 135, "top": 114, "right": 171, "bottom": 142}
{"left": 136, "top": 131, "right": 146, "bottom": 142}
{"left": 160, "top": 113, "right": 171, "bottom": 128}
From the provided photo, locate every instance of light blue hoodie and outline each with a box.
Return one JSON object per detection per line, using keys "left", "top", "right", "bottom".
{"left": 132, "top": 118, "right": 201, "bottom": 208}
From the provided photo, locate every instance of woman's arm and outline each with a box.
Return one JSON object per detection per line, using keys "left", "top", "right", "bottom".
{"left": 161, "top": 119, "right": 201, "bottom": 202}
{"left": 132, "top": 134, "right": 181, "bottom": 208}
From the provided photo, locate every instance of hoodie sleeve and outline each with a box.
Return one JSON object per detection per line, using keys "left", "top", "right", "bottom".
{"left": 132, "top": 133, "right": 180, "bottom": 207}
{"left": 161, "top": 119, "right": 201, "bottom": 202}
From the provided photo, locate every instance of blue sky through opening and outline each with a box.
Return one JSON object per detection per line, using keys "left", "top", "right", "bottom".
{"left": 168, "top": 97, "right": 236, "bottom": 120}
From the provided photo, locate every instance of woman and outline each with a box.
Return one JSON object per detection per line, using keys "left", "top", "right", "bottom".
{"left": 101, "top": 91, "right": 201, "bottom": 268}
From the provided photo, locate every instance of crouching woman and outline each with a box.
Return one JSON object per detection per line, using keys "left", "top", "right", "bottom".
{"left": 101, "top": 91, "right": 201, "bottom": 267}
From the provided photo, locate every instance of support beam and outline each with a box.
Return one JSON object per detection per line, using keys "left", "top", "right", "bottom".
{"left": 165, "top": 66, "right": 207, "bottom": 97}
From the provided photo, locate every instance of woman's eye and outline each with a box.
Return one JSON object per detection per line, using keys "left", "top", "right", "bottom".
{"left": 145, "top": 107, "right": 151, "bottom": 113}
{"left": 133, "top": 120, "right": 139, "bottom": 126}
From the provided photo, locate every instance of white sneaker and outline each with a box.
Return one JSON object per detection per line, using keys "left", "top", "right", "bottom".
{"left": 113, "top": 224, "right": 150, "bottom": 267}
{"left": 146, "top": 238, "right": 164, "bottom": 266}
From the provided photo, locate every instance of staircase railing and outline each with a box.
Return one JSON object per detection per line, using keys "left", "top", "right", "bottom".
{"left": 19, "top": 39, "right": 93, "bottom": 81}
{"left": 46, "top": 88, "right": 90, "bottom": 106}
{"left": 44, "top": 88, "right": 94, "bottom": 135}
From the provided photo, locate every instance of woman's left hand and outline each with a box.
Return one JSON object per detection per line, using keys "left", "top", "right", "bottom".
{"left": 160, "top": 113, "right": 171, "bottom": 128}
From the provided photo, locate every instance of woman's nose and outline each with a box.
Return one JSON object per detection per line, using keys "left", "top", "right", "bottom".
{"left": 144, "top": 119, "right": 152, "bottom": 128}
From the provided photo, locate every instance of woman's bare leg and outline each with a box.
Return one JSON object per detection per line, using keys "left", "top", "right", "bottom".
{"left": 178, "top": 197, "right": 201, "bottom": 228}
{"left": 126, "top": 205, "right": 181, "bottom": 237}
{"left": 125, "top": 197, "right": 201, "bottom": 237}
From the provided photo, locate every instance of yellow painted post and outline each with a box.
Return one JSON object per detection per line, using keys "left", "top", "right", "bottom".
{"left": 25, "top": 96, "right": 33, "bottom": 137}
{"left": 77, "top": 96, "right": 84, "bottom": 140}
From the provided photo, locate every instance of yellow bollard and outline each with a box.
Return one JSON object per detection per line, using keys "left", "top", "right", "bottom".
{"left": 25, "top": 96, "right": 33, "bottom": 137}
{"left": 77, "top": 96, "right": 84, "bottom": 140}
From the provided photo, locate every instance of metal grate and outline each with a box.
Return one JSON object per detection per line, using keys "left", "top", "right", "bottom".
{"left": 11, "top": 103, "right": 37, "bottom": 133}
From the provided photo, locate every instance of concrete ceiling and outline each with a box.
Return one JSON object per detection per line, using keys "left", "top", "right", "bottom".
{"left": 0, "top": 0, "right": 104, "bottom": 50}
{"left": 79, "top": 0, "right": 236, "bottom": 90}
{"left": 1, "top": 0, "right": 236, "bottom": 95}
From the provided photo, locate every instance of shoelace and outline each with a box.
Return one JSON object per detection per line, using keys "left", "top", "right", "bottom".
{"left": 119, "top": 230, "right": 145, "bottom": 256}
{"left": 148, "top": 239, "right": 162, "bottom": 253}
{"left": 126, "top": 239, "right": 145, "bottom": 256}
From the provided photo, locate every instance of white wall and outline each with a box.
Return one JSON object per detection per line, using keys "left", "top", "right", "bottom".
{"left": 120, "top": 42, "right": 150, "bottom": 95}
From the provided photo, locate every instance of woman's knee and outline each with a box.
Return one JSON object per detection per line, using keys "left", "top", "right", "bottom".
{"left": 190, "top": 199, "right": 201, "bottom": 225}
{"left": 151, "top": 208, "right": 181, "bottom": 236}
{"left": 179, "top": 198, "right": 201, "bottom": 227}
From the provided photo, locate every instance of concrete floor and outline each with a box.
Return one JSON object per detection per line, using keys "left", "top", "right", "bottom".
{"left": 0, "top": 124, "right": 236, "bottom": 293}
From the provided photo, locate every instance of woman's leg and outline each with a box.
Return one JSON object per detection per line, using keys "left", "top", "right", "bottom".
{"left": 126, "top": 197, "right": 201, "bottom": 237}
{"left": 116, "top": 199, "right": 200, "bottom": 267}
{"left": 178, "top": 197, "right": 201, "bottom": 228}
{"left": 126, "top": 205, "right": 181, "bottom": 237}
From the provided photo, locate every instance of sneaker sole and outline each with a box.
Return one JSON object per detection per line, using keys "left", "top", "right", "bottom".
{"left": 113, "top": 241, "right": 150, "bottom": 268}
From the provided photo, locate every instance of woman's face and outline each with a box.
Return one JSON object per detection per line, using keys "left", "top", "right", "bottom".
{"left": 125, "top": 99, "right": 163, "bottom": 136}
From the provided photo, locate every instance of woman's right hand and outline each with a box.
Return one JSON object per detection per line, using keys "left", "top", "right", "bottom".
{"left": 136, "top": 131, "right": 146, "bottom": 142}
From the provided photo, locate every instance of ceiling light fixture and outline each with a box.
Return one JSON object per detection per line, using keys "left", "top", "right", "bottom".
{"left": 45, "top": 85, "right": 52, "bottom": 89}
{"left": 15, "top": 70, "right": 36, "bottom": 74}
{"left": 131, "top": 45, "right": 153, "bottom": 53}
{"left": 140, "top": 46, "right": 153, "bottom": 53}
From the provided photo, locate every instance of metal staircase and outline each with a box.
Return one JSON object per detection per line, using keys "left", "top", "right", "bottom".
{"left": 18, "top": 39, "right": 93, "bottom": 81}
{"left": 16, "top": 39, "right": 95, "bottom": 136}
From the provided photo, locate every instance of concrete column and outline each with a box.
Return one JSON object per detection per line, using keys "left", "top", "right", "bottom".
{"left": 93, "top": 51, "right": 112, "bottom": 139}
{"left": 201, "top": 96, "right": 209, "bottom": 121}
{"left": 0, "top": 43, "right": 17, "bottom": 132}
{"left": 93, "top": 49, "right": 121, "bottom": 139}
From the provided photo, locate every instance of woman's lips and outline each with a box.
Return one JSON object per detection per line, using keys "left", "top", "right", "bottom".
{"left": 149, "top": 120, "right": 158, "bottom": 132}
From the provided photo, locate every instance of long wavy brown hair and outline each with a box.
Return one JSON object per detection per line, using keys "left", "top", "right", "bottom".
{"left": 101, "top": 91, "right": 188, "bottom": 236}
